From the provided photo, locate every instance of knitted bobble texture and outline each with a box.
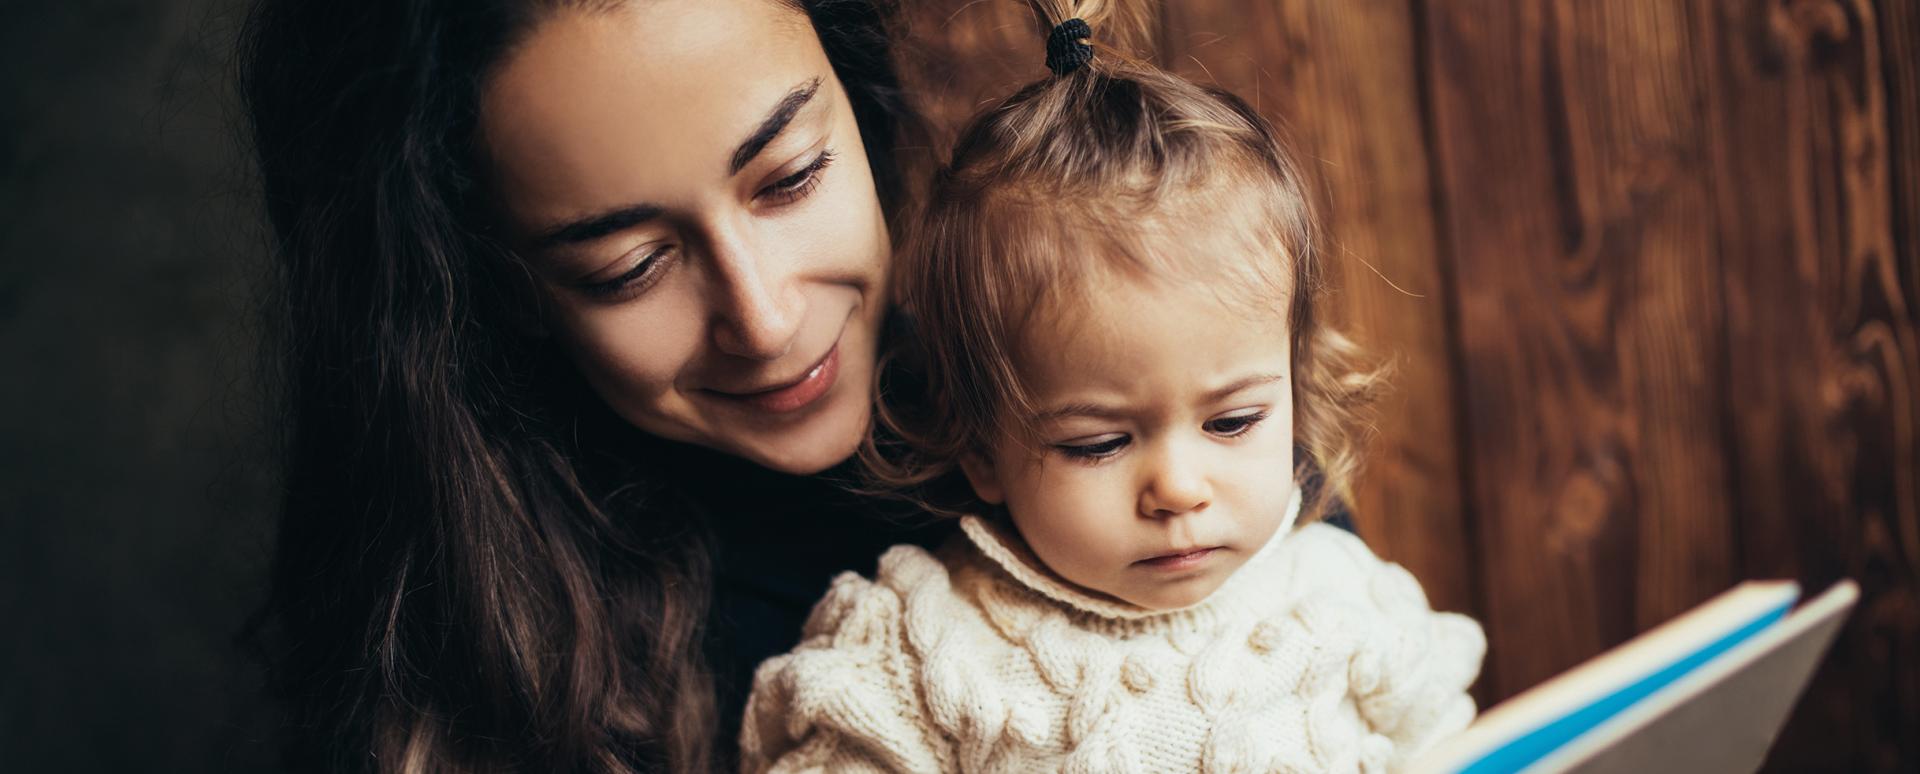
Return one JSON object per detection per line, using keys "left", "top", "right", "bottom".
{"left": 740, "top": 521, "right": 1485, "bottom": 773}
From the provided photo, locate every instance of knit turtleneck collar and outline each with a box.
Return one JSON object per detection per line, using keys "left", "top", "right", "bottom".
{"left": 956, "top": 488, "right": 1304, "bottom": 634}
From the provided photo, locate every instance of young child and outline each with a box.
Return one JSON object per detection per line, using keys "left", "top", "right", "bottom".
{"left": 740, "top": 2, "right": 1484, "bottom": 771}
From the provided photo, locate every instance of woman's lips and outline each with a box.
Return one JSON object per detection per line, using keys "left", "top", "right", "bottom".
{"left": 707, "top": 343, "right": 840, "bottom": 414}
{"left": 1134, "top": 547, "right": 1221, "bottom": 572}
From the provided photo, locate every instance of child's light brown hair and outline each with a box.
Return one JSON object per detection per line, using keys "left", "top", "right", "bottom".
{"left": 867, "top": 0, "right": 1382, "bottom": 524}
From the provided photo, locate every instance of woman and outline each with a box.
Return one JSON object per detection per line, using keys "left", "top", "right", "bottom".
{"left": 240, "top": 0, "right": 936, "bottom": 770}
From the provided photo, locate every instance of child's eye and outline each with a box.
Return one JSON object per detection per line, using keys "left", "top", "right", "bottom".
{"left": 1204, "top": 410, "right": 1268, "bottom": 438}
{"left": 1054, "top": 434, "right": 1129, "bottom": 461}
{"left": 757, "top": 149, "right": 836, "bottom": 205}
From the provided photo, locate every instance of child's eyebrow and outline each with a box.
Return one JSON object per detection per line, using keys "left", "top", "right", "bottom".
{"left": 1203, "top": 373, "right": 1287, "bottom": 403}
{"left": 1031, "top": 374, "right": 1287, "bottom": 423}
{"left": 1031, "top": 401, "right": 1128, "bottom": 423}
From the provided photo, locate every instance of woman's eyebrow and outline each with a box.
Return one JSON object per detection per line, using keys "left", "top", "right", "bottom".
{"left": 534, "top": 203, "right": 665, "bottom": 249}
{"left": 728, "top": 77, "right": 822, "bottom": 176}
{"left": 529, "top": 79, "right": 826, "bottom": 249}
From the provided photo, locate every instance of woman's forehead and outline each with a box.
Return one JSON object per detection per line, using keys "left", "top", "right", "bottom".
{"left": 478, "top": 0, "right": 831, "bottom": 230}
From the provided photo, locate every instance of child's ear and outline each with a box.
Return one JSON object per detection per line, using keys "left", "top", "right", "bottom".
{"left": 959, "top": 453, "right": 1006, "bottom": 505}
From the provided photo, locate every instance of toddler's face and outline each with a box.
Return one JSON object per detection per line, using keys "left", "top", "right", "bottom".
{"left": 960, "top": 268, "right": 1297, "bottom": 610}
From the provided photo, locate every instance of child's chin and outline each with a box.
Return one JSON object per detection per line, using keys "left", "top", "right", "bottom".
{"left": 1122, "top": 581, "right": 1225, "bottom": 611}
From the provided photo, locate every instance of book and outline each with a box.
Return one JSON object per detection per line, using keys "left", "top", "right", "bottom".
{"left": 1409, "top": 578, "right": 1860, "bottom": 774}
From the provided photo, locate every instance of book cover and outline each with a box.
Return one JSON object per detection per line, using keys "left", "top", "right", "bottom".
{"left": 1410, "top": 579, "right": 1859, "bottom": 774}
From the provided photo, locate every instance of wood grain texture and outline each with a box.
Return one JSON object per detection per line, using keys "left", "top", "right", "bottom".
{"left": 892, "top": 0, "right": 1042, "bottom": 156}
{"left": 1156, "top": 0, "right": 1480, "bottom": 628}
{"left": 1890, "top": 0, "right": 1920, "bottom": 324}
{"left": 1694, "top": 1, "right": 1920, "bottom": 769}
{"left": 1417, "top": 0, "right": 1739, "bottom": 699}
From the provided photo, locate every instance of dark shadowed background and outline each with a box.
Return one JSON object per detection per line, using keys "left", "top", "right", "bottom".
{"left": 4, "top": 0, "right": 1917, "bottom": 772}
{"left": 1, "top": 0, "right": 283, "bottom": 770}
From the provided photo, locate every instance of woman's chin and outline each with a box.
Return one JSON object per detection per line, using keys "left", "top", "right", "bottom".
{"left": 728, "top": 388, "right": 871, "bottom": 475}
{"left": 738, "top": 431, "right": 862, "bottom": 476}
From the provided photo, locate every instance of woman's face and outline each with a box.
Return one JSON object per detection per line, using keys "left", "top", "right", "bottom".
{"left": 480, "top": 0, "right": 890, "bottom": 474}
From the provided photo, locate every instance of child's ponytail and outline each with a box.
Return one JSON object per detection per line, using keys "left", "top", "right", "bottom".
{"left": 1021, "top": 0, "right": 1155, "bottom": 75}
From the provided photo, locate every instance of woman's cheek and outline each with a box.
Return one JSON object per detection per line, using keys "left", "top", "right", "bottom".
{"left": 558, "top": 280, "right": 708, "bottom": 397}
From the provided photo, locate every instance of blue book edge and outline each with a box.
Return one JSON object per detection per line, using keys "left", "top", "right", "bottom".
{"left": 1455, "top": 595, "right": 1800, "bottom": 774}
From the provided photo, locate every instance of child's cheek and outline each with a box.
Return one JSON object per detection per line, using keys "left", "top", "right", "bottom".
{"left": 1022, "top": 459, "right": 1127, "bottom": 542}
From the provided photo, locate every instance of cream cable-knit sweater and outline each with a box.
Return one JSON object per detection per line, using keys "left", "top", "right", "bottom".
{"left": 740, "top": 493, "right": 1485, "bottom": 773}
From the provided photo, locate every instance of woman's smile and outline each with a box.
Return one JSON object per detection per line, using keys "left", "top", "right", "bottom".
{"left": 702, "top": 340, "right": 841, "bottom": 414}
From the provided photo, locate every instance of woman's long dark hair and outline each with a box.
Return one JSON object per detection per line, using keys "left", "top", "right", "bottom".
{"left": 237, "top": 1, "right": 921, "bottom": 771}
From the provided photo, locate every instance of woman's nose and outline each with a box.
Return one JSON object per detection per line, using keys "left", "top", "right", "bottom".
{"left": 702, "top": 220, "right": 803, "bottom": 361}
{"left": 1138, "top": 445, "right": 1213, "bottom": 518}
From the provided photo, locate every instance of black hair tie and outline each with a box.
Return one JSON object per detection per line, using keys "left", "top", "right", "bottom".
{"left": 1045, "top": 18, "right": 1094, "bottom": 75}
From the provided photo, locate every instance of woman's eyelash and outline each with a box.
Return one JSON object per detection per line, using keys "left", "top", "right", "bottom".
{"left": 759, "top": 149, "right": 836, "bottom": 204}
{"left": 579, "top": 245, "right": 673, "bottom": 299}
{"left": 1205, "top": 411, "right": 1269, "bottom": 437}
{"left": 571, "top": 149, "right": 836, "bottom": 301}
{"left": 1055, "top": 435, "right": 1129, "bottom": 460}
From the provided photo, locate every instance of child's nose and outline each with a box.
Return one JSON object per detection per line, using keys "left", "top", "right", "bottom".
{"left": 1138, "top": 452, "right": 1212, "bottom": 518}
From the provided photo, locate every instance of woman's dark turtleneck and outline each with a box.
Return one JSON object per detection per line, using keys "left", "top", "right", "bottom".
{"left": 652, "top": 439, "right": 952, "bottom": 759}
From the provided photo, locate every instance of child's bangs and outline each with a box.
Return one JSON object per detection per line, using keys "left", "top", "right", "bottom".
{"left": 982, "top": 166, "right": 1305, "bottom": 324}
{"left": 948, "top": 169, "right": 1307, "bottom": 449}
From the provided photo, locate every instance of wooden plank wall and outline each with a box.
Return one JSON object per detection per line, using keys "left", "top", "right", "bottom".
{"left": 896, "top": 1, "right": 1920, "bottom": 769}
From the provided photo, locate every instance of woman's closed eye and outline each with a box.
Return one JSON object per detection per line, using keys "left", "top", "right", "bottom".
{"left": 756, "top": 148, "right": 835, "bottom": 206}
{"left": 1203, "top": 410, "right": 1269, "bottom": 438}
{"left": 1054, "top": 433, "right": 1129, "bottom": 461}
{"left": 578, "top": 244, "right": 678, "bottom": 300}
{"left": 569, "top": 149, "right": 837, "bottom": 302}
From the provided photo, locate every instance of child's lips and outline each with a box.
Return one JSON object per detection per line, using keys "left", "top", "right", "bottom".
{"left": 1134, "top": 546, "right": 1222, "bottom": 572}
